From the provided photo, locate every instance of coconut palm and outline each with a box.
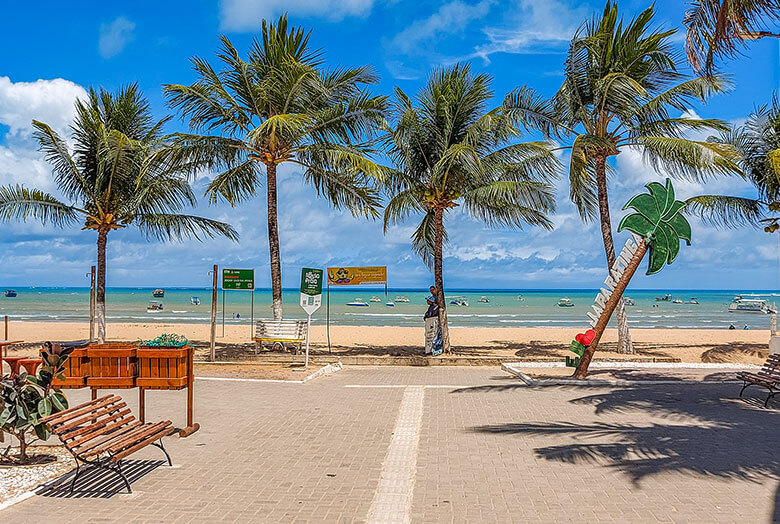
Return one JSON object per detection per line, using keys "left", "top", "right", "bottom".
{"left": 684, "top": 0, "right": 780, "bottom": 75}
{"left": 0, "top": 85, "right": 238, "bottom": 342}
{"left": 504, "top": 1, "right": 746, "bottom": 354}
{"left": 163, "top": 15, "right": 387, "bottom": 320}
{"left": 383, "top": 64, "right": 559, "bottom": 354}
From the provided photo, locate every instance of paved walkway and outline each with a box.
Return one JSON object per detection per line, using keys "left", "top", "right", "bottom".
{"left": 3, "top": 367, "right": 779, "bottom": 523}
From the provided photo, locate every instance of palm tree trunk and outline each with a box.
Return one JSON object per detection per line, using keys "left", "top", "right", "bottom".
{"left": 433, "top": 208, "right": 451, "bottom": 354}
{"left": 595, "top": 154, "right": 633, "bottom": 354}
{"left": 573, "top": 239, "right": 648, "bottom": 379}
{"left": 266, "top": 162, "right": 283, "bottom": 321}
{"left": 96, "top": 228, "right": 108, "bottom": 343}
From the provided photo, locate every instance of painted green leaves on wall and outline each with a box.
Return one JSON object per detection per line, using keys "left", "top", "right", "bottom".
{"left": 617, "top": 178, "right": 692, "bottom": 275}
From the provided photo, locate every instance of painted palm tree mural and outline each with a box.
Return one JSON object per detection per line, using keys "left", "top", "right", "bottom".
{"left": 571, "top": 179, "right": 693, "bottom": 379}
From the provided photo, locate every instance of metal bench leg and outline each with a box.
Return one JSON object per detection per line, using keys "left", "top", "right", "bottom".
{"left": 114, "top": 460, "right": 132, "bottom": 493}
{"left": 766, "top": 390, "right": 777, "bottom": 408}
{"left": 69, "top": 462, "right": 83, "bottom": 494}
{"left": 152, "top": 440, "right": 173, "bottom": 466}
{"left": 739, "top": 382, "right": 751, "bottom": 398}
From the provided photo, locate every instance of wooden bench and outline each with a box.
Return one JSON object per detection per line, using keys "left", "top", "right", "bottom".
{"left": 737, "top": 354, "right": 780, "bottom": 407}
{"left": 253, "top": 319, "right": 308, "bottom": 354}
{"left": 40, "top": 394, "right": 175, "bottom": 493}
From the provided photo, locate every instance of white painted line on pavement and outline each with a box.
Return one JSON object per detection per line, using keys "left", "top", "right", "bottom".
{"left": 366, "top": 385, "right": 425, "bottom": 524}
{"left": 345, "top": 384, "right": 463, "bottom": 389}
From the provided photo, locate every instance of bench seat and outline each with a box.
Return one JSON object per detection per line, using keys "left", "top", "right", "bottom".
{"left": 737, "top": 354, "right": 780, "bottom": 407}
{"left": 253, "top": 319, "right": 308, "bottom": 354}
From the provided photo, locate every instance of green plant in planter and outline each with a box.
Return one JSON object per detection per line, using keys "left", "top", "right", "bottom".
{"left": 0, "top": 342, "right": 71, "bottom": 463}
{"left": 140, "top": 334, "right": 188, "bottom": 347}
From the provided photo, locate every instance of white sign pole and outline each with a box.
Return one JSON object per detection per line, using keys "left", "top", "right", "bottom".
{"left": 305, "top": 314, "right": 312, "bottom": 368}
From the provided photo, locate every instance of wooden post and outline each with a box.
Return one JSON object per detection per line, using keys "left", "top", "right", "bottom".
{"left": 210, "top": 265, "right": 217, "bottom": 362}
{"left": 3, "top": 315, "right": 7, "bottom": 344}
{"left": 178, "top": 345, "right": 200, "bottom": 437}
{"left": 89, "top": 266, "right": 96, "bottom": 342}
{"left": 139, "top": 387, "right": 146, "bottom": 423}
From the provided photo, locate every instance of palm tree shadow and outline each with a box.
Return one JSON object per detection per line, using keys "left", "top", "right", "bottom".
{"left": 471, "top": 384, "right": 780, "bottom": 519}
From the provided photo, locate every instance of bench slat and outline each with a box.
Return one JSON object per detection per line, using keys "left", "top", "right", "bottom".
{"left": 40, "top": 395, "right": 122, "bottom": 426}
{"left": 77, "top": 421, "right": 145, "bottom": 457}
{"left": 62, "top": 408, "right": 134, "bottom": 445}
{"left": 106, "top": 421, "right": 172, "bottom": 454}
{"left": 110, "top": 424, "right": 176, "bottom": 463}
{"left": 54, "top": 402, "right": 129, "bottom": 435}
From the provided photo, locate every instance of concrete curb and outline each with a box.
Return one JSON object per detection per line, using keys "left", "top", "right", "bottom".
{"left": 501, "top": 362, "right": 753, "bottom": 387}
{"left": 196, "top": 362, "right": 343, "bottom": 385}
{"left": 0, "top": 489, "right": 35, "bottom": 512}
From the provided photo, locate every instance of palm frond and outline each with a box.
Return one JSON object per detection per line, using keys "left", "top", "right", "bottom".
{"left": 0, "top": 185, "right": 82, "bottom": 226}
{"left": 411, "top": 211, "right": 441, "bottom": 269}
{"left": 684, "top": 194, "right": 765, "bottom": 228}
{"left": 635, "top": 136, "right": 742, "bottom": 180}
{"left": 136, "top": 213, "right": 239, "bottom": 242}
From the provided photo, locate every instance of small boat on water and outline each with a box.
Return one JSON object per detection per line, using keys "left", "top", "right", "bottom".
{"left": 623, "top": 297, "right": 635, "bottom": 306}
{"left": 557, "top": 297, "right": 575, "bottom": 307}
{"left": 346, "top": 298, "right": 369, "bottom": 307}
{"left": 672, "top": 297, "right": 683, "bottom": 304}
{"left": 517, "top": 295, "right": 524, "bottom": 301}
{"left": 395, "top": 296, "right": 410, "bottom": 303}
{"left": 478, "top": 296, "right": 489, "bottom": 303}
{"left": 152, "top": 288, "right": 165, "bottom": 298}
{"left": 4, "top": 290, "right": 17, "bottom": 298}
{"left": 147, "top": 301, "right": 164, "bottom": 312}
{"left": 190, "top": 296, "right": 201, "bottom": 306}
{"left": 729, "top": 297, "right": 774, "bottom": 314}
{"left": 369, "top": 296, "right": 382, "bottom": 303}
{"left": 656, "top": 294, "right": 671, "bottom": 302}
{"left": 449, "top": 297, "right": 469, "bottom": 306}
{"left": 686, "top": 298, "right": 699, "bottom": 305}
{"left": 385, "top": 301, "right": 395, "bottom": 307}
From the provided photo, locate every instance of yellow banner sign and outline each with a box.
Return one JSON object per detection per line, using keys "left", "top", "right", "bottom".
{"left": 327, "top": 266, "right": 387, "bottom": 286}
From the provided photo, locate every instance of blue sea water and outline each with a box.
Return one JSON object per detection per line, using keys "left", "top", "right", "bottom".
{"left": 0, "top": 287, "right": 776, "bottom": 329}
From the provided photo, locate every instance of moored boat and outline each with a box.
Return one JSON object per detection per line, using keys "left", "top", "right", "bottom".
{"left": 395, "top": 296, "right": 410, "bottom": 303}
{"left": 346, "top": 298, "right": 369, "bottom": 307}
{"left": 369, "top": 296, "right": 382, "bottom": 303}
{"left": 147, "top": 301, "right": 164, "bottom": 312}
{"left": 672, "top": 297, "right": 683, "bottom": 304}
{"left": 152, "top": 288, "right": 165, "bottom": 298}
{"left": 478, "top": 296, "right": 489, "bottom": 303}
{"left": 729, "top": 297, "right": 772, "bottom": 314}
{"left": 4, "top": 290, "right": 17, "bottom": 298}
{"left": 557, "top": 297, "right": 575, "bottom": 307}
{"left": 190, "top": 296, "right": 201, "bottom": 305}
{"left": 656, "top": 294, "right": 671, "bottom": 302}
{"left": 623, "top": 297, "right": 635, "bottom": 306}
{"left": 686, "top": 298, "right": 699, "bottom": 304}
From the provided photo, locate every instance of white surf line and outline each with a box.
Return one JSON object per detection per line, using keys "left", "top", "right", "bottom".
{"left": 366, "top": 385, "right": 425, "bottom": 524}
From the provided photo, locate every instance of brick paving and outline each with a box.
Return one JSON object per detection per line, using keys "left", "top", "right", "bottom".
{"left": 2, "top": 366, "right": 778, "bottom": 523}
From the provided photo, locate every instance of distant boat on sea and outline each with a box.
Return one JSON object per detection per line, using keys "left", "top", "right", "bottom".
{"left": 686, "top": 298, "right": 699, "bottom": 305}
{"left": 369, "top": 296, "right": 382, "bottom": 303}
{"left": 672, "top": 297, "right": 683, "bottom": 304}
{"left": 347, "top": 298, "right": 369, "bottom": 307}
{"left": 385, "top": 301, "right": 395, "bottom": 307}
{"left": 656, "top": 294, "right": 671, "bottom": 302}
{"left": 449, "top": 297, "right": 469, "bottom": 306}
{"left": 478, "top": 296, "right": 489, "bottom": 303}
{"left": 557, "top": 298, "right": 575, "bottom": 307}
{"left": 4, "top": 290, "right": 17, "bottom": 298}
{"left": 147, "top": 301, "right": 164, "bottom": 312}
{"left": 729, "top": 297, "right": 774, "bottom": 314}
{"left": 623, "top": 297, "right": 635, "bottom": 306}
{"left": 152, "top": 289, "right": 165, "bottom": 298}
{"left": 395, "top": 296, "right": 410, "bottom": 303}
{"left": 190, "top": 296, "right": 201, "bottom": 306}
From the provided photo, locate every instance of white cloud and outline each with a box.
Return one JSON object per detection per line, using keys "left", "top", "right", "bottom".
{"left": 219, "top": 0, "right": 378, "bottom": 31}
{"left": 98, "top": 16, "right": 136, "bottom": 58}
{"left": 390, "top": 1, "right": 495, "bottom": 55}
{"left": 0, "top": 77, "right": 87, "bottom": 138}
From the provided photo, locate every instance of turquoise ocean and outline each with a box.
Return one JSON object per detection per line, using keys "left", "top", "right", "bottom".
{"left": 0, "top": 287, "right": 777, "bottom": 329}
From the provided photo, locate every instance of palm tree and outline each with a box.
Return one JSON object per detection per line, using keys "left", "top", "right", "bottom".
{"left": 684, "top": 0, "right": 780, "bottom": 75}
{"left": 383, "top": 64, "right": 559, "bottom": 354}
{"left": 0, "top": 85, "right": 238, "bottom": 342}
{"left": 163, "top": 15, "right": 387, "bottom": 320}
{"left": 504, "top": 1, "right": 744, "bottom": 354}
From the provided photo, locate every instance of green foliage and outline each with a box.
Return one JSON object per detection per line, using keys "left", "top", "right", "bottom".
{"left": 141, "top": 334, "right": 189, "bottom": 347}
{"left": 383, "top": 64, "right": 558, "bottom": 266}
{"left": 0, "top": 343, "right": 71, "bottom": 463}
{"left": 618, "top": 179, "right": 692, "bottom": 275}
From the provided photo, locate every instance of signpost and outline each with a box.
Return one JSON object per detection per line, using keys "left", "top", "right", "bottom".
{"left": 221, "top": 268, "right": 255, "bottom": 338}
{"left": 300, "top": 268, "right": 324, "bottom": 368}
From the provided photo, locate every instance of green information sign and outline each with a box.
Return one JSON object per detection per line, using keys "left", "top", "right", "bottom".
{"left": 222, "top": 268, "right": 254, "bottom": 290}
{"left": 300, "top": 268, "right": 323, "bottom": 296}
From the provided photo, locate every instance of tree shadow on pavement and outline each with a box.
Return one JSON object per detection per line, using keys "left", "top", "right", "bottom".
{"left": 470, "top": 383, "right": 780, "bottom": 520}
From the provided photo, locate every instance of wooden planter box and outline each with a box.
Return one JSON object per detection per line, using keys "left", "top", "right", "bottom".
{"left": 86, "top": 343, "right": 137, "bottom": 389}
{"left": 136, "top": 345, "right": 192, "bottom": 390}
{"left": 50, "top": 348, "right": 89, "bottom": 389}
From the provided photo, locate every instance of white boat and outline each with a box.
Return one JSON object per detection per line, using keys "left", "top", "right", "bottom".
{"left": 385, "top": 301, "right": 395, "bottom": 307}
{"left": 369, "top": 296, "right": 382, "bottom": 303}
{"left": 672, "top": 297, "right": 683, "bottom": 304}
{"left": 686, "top": 298, "right": 699, "bottom": 305}
{"left": 152, "top": 288, "right": 165, "bottom": 298}
{"left": 190, "top": 296, "right": 201, "bottom": 306}
{"left": 147, "top": 301, "right": 164, "bottom": 312}
{"left": 517, "top": 295, "right": 524, "bottom": 301}
{"left": 449, "top": 297, "right": 469, "bottom": 306}
{"left": 557, "top": 298, "right": 575, "bottom": 307}
{"left": 623, "top": 297, "right": 635, "bottom": 306}
{"left": 395, "top": 296, "right": 410, "bottom": 303}
{"left": 656, "top": 294, "right": 671, "bottom": 302}
{"left": 478, "top": 296, "right": 489, "bottom": 303}
{"left": 729, "top": 297, "right": 772, "bottom": 314}
{"left": 346, "top": 298, "right": 369, "bottom": 307}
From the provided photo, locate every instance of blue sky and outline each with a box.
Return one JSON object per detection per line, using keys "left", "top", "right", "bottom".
{"left": 0, "top": 0, "right": 779, "bottom": 290}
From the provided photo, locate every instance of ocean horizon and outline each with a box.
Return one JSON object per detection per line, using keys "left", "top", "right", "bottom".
{"left": 0, "top": 286, "right": 777, "bottom": 329}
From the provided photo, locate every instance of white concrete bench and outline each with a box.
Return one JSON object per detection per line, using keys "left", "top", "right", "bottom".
{"left": 253, "top": 319, "right": 308, "bottom": 354}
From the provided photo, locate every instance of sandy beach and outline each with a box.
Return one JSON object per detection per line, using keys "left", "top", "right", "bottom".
{"left": 0, "top": 321, "right": 771, "bottom": 365}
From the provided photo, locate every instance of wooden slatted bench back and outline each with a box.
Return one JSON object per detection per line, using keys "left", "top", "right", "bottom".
{"left": 255, "top": 319, "right": 307, "bottom": 341}
{"left": 40, "top": 395, "right": 137, "bottom": 458}
{"left": 757, "top": 354, "right": 780, "bottom": 382}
